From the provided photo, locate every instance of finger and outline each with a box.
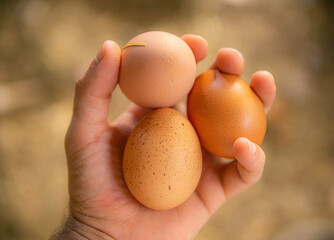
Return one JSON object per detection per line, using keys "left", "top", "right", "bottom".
{"left": 181, "top": 34, "right": 208, "bottom": 63}
{"left": 221, "top": 137, "right": 265, "bottom": 199}
{"left": 210, "top": 48, "right": 245, "bottom": 75}
{"left": 113, "top": 103, "right": 152, "bottom": 128}
{"left": 72, "top": 40, "right": 120, "bottom": 127}
{"left": 250, "top": 71, "right": 276, "bottom": 114}
{"left": 193, "top": 150, "right": 227, "bottom": 214}
{"left": 66, "top": 41, "right": 120, "bottom": 148}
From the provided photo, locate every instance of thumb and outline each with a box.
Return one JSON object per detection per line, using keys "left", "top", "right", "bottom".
{"left": 67, "top": 40, "right": 121, "bottom": 148}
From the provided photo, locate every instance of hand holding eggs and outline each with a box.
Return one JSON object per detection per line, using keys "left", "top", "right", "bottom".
{"left": 118, "top": 31, "right": 268, "bottom": 210}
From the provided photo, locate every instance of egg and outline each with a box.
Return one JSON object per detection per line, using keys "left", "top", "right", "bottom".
{"left": 187, "top": 70, "right": 267, "bottom": 159}
{"left": 119, "top": 31, "right": 196, "bottom": 108}
{"left": 123, "top": 108, "right": 202, "bottom": 210}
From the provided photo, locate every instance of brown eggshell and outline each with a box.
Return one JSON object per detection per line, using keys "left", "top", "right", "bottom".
{"left": 119, "top": 31, "right": 196, "bottom": 108}
{"left": 187, "top": 70, "right": 267, "bottom": 159}
{"left": 123, "top": 108, "right": 202, "bottom": 210}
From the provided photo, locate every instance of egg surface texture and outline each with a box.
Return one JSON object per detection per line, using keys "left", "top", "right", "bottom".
{"left": 119, "top": 31, "right": 196, "bottom": 108}
{"left": 187, "top": 70, "right": 267, "bottom": 159}
{"left": 123, "top": 108, "right": 202, "bottom": 210}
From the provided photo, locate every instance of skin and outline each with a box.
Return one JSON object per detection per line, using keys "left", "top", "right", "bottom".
{"left": 51, "top": 34, "right": 276, "bottom": 240}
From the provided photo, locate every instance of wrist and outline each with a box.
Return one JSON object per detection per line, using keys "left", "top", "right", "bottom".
{"left": 50, "top": 214, "right": 116, "bottom": 240}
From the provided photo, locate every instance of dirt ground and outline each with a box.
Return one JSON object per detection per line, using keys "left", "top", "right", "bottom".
{"left": 0, "top": 0, "right": 333, "bottom": 239}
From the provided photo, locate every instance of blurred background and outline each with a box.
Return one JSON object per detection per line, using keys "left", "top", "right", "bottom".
{"left": 0, "top": 0, "right": 333, "bottom": 239}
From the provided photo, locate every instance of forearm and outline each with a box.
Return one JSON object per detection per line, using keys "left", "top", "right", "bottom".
{"left": 50, "top": 214, "right": 115, "bottom": 240}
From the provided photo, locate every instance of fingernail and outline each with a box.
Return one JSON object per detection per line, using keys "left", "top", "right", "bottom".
{"left": 246, "top": 139, "right": 257, "bottom": 155}
{"left": 95, "top": 42, "right": 106, "bottom": 64}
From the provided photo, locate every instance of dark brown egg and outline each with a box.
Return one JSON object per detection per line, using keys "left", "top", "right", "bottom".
{"left": 187, "top": 70, "right": 267, "bottom": 159}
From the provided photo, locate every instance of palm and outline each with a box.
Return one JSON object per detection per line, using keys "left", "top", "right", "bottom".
{"left": 62, "top": 36, "right": 276, "bottom": 240}
{"left": 67, "top": 108, "right": 223, "bottom": 240}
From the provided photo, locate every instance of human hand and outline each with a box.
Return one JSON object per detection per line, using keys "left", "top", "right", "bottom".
{"left": 52, "top": 35, "right": 276, "bottom": 240}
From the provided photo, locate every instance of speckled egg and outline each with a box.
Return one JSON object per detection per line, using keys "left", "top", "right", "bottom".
{"left": 187, "top": 70, "right": 267, "bottom": 159}
{"left": 122, "top": 108, "right": 202, "bottom": 210}
{"left": 119, "top": 31, "right": 197, "bottom": 108}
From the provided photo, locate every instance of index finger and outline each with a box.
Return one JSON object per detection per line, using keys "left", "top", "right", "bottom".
{"left": 181, "top": 34, "right": 208, "bottom": 63}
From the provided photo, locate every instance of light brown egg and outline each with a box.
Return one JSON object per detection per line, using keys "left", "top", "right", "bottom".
{"left": 119, "top": 31, "right": 196, "bottom": 108}
{"left": 123, "top": 108, "right": 202, "bottom": 210}
{"left": 187, "top": 70, "right": 267, "bottom": 159}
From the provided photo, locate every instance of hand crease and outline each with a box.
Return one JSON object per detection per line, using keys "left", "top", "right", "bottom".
{"left": 69, "top": 147, "right": 100, "bottom": 170}
{"left": 236, "top": 162, "right": 256, "bottom": 185}
{"left": 67, "top": 128, "right": 111, "bottom": 161}
{"left": 220, "top": 164, "right": 233, "bottom": 201}
{"left": 194, "top": 191, "right": 212, "bottom": 215}
{"left": 109, "top": 199, "right": 132, "bottom": 213}
{"left": 126, "top": 206, "right": 145, "bottom": 232}
{"left": 68, "top": 225, "right": 90, "bottom": 240}
{"left": 71, "top": 214, "right": 117, "bottom": 240}
{"left": 88, "top": 91, "right": 111, "bottom": 101}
